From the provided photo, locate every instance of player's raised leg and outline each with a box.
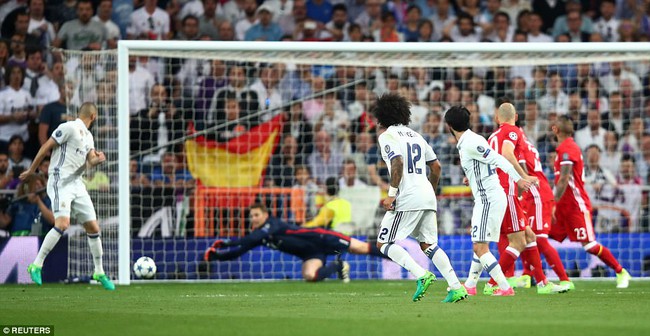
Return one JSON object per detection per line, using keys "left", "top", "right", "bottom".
{"left": 28, "top": 216, "right": 69, "bottom": 285}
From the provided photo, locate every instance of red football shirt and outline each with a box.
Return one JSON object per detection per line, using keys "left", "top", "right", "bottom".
{"left": 488, "top": 124, "right": 525, "bottom": 197}
{"left": 554, "top": 137, "right": 592, "bottom": 212}
{"left": 519, "top": 132, "right": 554, "bottom": 202}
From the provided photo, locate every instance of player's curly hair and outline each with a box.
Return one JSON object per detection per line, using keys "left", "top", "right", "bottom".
{"left": 373, "top": 93, "right": 411, "bottom": 127}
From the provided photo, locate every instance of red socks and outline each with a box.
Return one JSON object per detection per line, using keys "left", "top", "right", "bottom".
{"left": 521, "top": 243, "right": 547, "bottom": 285}
{"left": 585, "top": 242, "right": 623, "bottom": 273}
{"left": 537, "top": 237, "right": 569, "bottom": 281}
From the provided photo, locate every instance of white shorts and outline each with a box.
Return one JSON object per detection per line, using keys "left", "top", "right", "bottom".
{"left": 377, "top": 210, "right": 438, "bottom": 244}
{"left": 471, "top": 199, "right": 506, "bottom": 243}
{"left": 47, "top": 178, "right": 97, "bottom": 223}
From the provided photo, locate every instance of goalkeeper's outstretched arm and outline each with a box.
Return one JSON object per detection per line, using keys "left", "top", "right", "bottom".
{"left": 208, "top": 227, "right": 269, "bottom": 261}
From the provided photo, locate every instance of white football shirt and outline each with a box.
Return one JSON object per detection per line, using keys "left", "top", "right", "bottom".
{"left": 50, "top": 119, "right": 95, "bottom": 185}
{"left": 379, "top": 125, "right": 437, "bottom": 211}
{"left": 457, "top": 130, "right": 522, "bottom": 204}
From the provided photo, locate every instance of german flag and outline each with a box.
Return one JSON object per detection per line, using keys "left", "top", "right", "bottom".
{"left": 185, "top": 114, "right": 283, "bottom": 187}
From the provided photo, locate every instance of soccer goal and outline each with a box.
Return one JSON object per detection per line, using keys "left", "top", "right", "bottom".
{"left": 61, "top": 42, "right": 650, "bottom": 285}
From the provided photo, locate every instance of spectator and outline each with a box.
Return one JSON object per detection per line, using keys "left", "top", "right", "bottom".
{"left": 527, "top": 12, "right": 553, "bottom": 42}
{"left": 619, "top": 78, "right": 643, "bottom": 113}
{"left": 36, "top": 155, "right": 48, "bottom": 179}
{"left": 150, "top": 151, "right": 194, "bottom": 189}
{"left": 348, "top": 131, "right": 374, "bottom": 184}
{"left": 244, "top": 4, "right": 283, "bottom": 41}
{"left": 234, "top": 0, "right": 258, "bottom": 41}
{"left": 445, "top": 13, "right": 481, "bottom": 42}
{"left": 594, "top": 0, "right": 619, "bottom": 42}
{"left": 49, "top": 0, "right": 79, "bottom": 29}
{"left": 308, "top": 129, "right": 343, "bottom": 185}
{"left": 128, "top": 56, "right": 155, "bottom": 115}
{"left": 131, "top": 84, "right": 183, "bottom": 163}
{"left": 214, "top": 92, "right": 252, "bottom": 142}
{"left": 264, "top": 0, "right": 294, "bottom": 19}
{"left": 373, "top": 11, "right": 403, "bottom": 42}
{"left": 196, "top": 0, "right": 222, "bottom": 40}
{"left": 0, "top": 39, "right": 8, "bottom": 89}
{"left": 209, "top": 63, "right": 260, "bottom": 122}
{"left": 23, "top": 48, "right": 58, "bottom": 107}
{"left": 27, "top": 0, "right": 55, "bottom": 48}
{"left": 0, "top": 64, "right": 34, "bottom": 152}
{"left": 39, "top": 80, "right": 71, "bottom": 146}
{"left": 583, "top": 144, "right": 619, "bottom": 233}
{"left": 176, "top": 15, "right": 202, "bottom": 40}
{"left": 579, "top": 76, "right": 608, "bottom": 116}
{"left": 7, "top": 34, "right": 27, "bottom": 68}
{"left": 217, "top": 20, "right": 236, "bottom": 40}
{"left": 603, "top": 91, "right": 625, "bottom": 136}
{"left": 130, "top": 159, "right": 151, "bottom": 188}
{"left": 0, "top": 174, "right": 53, "bottom": 236}
{"left": 399, "top": 5, "right": 421, "bottom": 42}
{"left": 127, "top": 0, "right": 171, "bottom": 40}
{"left": 267, "top": 135, "right": 301, "bottom": 187}
{"left": 0, "top": 152, "right": 13, "bottom": 189}
{"left": 306, "top": 0, "right": 333, "bottom": 24}
{"left": 486, "top": 11, "right": 514, "bottom": 42}
{"left": 616, "top": 154, "right": 643, "bottom": 232}
{"left": 468, "top": 75, "right": 495, "bottom": 119}
{"left": 617, "top": 19, "right": 639, "bottom": 42}
{"left": 567, "top": 92, "right": 586, "bottom": 128}
{"left": 501, "top": 0, "right": 531, "bottom": 23}
{"left": 459, "top": 0, "right": 481, "bottom": 23}
{"left": 561, "top": 10, "right": 591, "bottom": 42}
{"left": 53, "top": 0, "right": 107, "bottom": 50}
{"left": 537, "top": 72, "right": 569, "bottom": 117}
{"left": 217, "top": 0, "right": 246, "bottom": 24}
{"left": 600, "top": 61, "right": 643, "bottom": 95}
{"left": 354, "top": 0, "right": 383, "bottom": 35}
{"left": 314, "top": 92, "right": 349, "bottom": 145}
{"left": 637, "top": 135, "right": 650, "bottom": 184}
{"left": 292, "top": 165, "right": 319, "bottom": 219}
{"left": 551, "top": 0, "right": 593, "bottom": 38}
{"left": 601, "top": 131, "right": 621, "bottom": 176}
{"left": 347, "top": 23, "right": 363, "bottom": 41}
{"left": 6, "top": 10, "right": 41, "bottom": 49}
{"left": 477, "top": 0, "right": 503, "bottom": 32}
{"left": 323, "top": 3, "right": 349, "bottom": 41}
{"left": 430, "top": 0, "right": 455, "bottom": 41}
{"left": 575, "top": 108, "right": 607, "bottom": 151}
{"left": 279, "top": 0, "right": 307, "bottom": 38}
{"left": 93, "top": 0, "right": 120, "bottom": 48}
{"left": 522, "top": 101, "right": 545, "bottom": 147}
{"left": 7, "top": 134, "right": 31, "bottom": 170}
{"left": 618, "top": 116, "right": 644, "bottom": 154}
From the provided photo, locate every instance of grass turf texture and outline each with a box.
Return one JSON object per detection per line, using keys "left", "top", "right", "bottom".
{"left": 1, "top": 281, "right": 648, "bottom": 336}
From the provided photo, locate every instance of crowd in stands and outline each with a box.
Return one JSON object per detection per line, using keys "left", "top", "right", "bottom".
{"left": 1, "top": 0, "right": 650, "bottom": 236}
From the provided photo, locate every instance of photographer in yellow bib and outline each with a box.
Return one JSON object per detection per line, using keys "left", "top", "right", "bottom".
{"left": 303, "top": 177, "right": 353, "bottom": 235}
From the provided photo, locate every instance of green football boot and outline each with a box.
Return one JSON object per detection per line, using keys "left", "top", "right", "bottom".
{"left": 93, "top": 273, "right": 116, "bottom": 291}
{"left": 27, "top": 264, "right": 42, "bottom": 286}
{"left": 616, "top": 269, "right": 631, "bottom": 289}
{"left": 442, "top": 286, "right": 469, "bottom": 303}
{"left": 483, "top": 283, "right": 498, "bottom": 296}
{"left": 560, "top": 280, "right": 575, "bottom": 291}
{"left": 412, "top": 271, "right": 436, "bottom": 302}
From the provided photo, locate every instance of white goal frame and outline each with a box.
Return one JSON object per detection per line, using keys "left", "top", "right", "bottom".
{"left": 116, "top": 41, "right": 650, "bottom": 285}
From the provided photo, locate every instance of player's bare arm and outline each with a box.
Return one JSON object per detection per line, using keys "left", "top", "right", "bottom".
{"left": 87, "top": 149, "right": 106, "bottom": 167}
{"left": 20, "top": 137, "right": 58, "bottom": 180}
{"left": 554, "top": 163, "right": 572, "bottom": 202}
{"left": 427, "top": 160, "right": 441, "bottom": 190}
{"left": 501, "top": 141, "right": 530, "bottom": 179}
{"left": 383, "top": 156, "right": 403, "bottom": 211}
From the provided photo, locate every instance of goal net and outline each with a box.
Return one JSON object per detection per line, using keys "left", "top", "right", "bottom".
{"left": 64, "top": 42, "right": 650, "bottom": 285}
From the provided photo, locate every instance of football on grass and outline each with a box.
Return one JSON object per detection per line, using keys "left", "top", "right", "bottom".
{"left": 133, "top": 256, "right": 157, "bottom": 279}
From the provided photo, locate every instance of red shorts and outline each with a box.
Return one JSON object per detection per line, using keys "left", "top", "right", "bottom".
{"left": 550, "top": 206, "right": 595, "bottom": 243}
{"left": 500, "top": 196, "right": 527, "bottom": 235}
{"left": 524, "top": 198, "right": 553, "bottom": 236}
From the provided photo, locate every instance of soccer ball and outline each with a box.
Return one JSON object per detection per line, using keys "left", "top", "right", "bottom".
{"left": 133, "top": 256, "right": 157, "bottom": 279}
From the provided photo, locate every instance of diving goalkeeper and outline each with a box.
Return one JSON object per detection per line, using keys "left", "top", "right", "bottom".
{"left": 204, "top": 203, "right": 384, "bottom": 282}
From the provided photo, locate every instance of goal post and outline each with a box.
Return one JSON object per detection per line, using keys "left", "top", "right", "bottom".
{"left": 71, "top": 41, "right": 650, "bottom": 285}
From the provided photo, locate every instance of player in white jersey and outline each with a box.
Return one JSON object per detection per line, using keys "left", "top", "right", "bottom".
{"left": 21, "top": 103, "right": 115, "bottom": 290}
{"left": 444, "top": 105, "right": 537, "bottom": 296}
{"left": 374, "top": 93, "right": 467, "bottom": 303}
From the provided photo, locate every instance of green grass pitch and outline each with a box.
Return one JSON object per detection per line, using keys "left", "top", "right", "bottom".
{"left": 1, "top": 281, "right": 649, "bottom": 336}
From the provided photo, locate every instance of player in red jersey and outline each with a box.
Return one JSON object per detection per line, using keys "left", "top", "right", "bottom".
{"left": 552, "top": 116, "right": 630, "bottom": 288}
{"left": 513, "top": 132, "right": 574, "bottom": 290}
{"left": 480, "top": 103, "right": 567, "bottom": 295}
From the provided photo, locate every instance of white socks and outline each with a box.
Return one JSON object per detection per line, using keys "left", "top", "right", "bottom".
{"left": 87, "top": 233, "right": 105, "bottom": 275}
{"left": 34, "top": 227, "right": 63, "bottom": 267}
{"left": 464, "top": 253, "right": 483, "bottom": 288}
{"left": 424, "top": 245, "right": 461, "bottom": 290}
{"left": 380, "top": 243, "right": 427, "bottom": 279}
{"left": 480, "top": 252, "right": 510, "bottom": 290}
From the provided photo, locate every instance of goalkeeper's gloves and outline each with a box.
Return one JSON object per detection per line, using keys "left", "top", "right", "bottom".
{"left": 211, "top": 239, "right": 232, "bottom": 249}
